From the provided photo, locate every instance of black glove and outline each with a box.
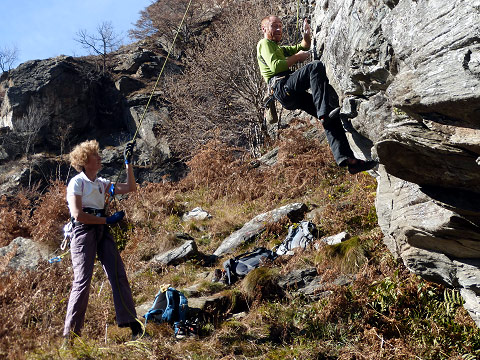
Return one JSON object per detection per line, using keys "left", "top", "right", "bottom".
{"left": 106, "top": 211, "right": 125, "bottom": 224}
{"left": 124, "top": 141, "right": 136, "bottom": 164}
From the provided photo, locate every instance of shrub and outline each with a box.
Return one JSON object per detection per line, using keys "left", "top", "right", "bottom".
{"left": 0, "top": 192, "right": 35, "bottom": 246}
{"left": 30, "top": 180, "right": 69, "bottom": 247}
{"left": 241, "top": 267, "right": 282, "bottom": 302}
{"left": 164, "top": 0, "right": 273, "bottom": 156}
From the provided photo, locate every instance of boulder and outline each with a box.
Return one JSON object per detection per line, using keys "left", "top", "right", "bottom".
{"left": 320, "top": 231, "right": 350, "bottom": 246}
{"left": 125, "top": 105, "right": 171, "bottom": 157}
{"left": 256, "top": 147, "right": 279, "bottom": 168}
{"left": 213, "top": 203, "right": 308, "bottom": 257}
{"left": 113, "top": 49, "right": 156, "bottom": 74}
{"left": 182, "top": 207, "right": 212, "bottom": 222}
{"left": 277, "top": 268, "right": 353, "bottom": 299}
{"left": 187, "top": 293, "right": 229, "bottom": 312}
{"left": 151, "top": 240, "right": 198, "bottom": 266}
{"left": 115, "top": 76, "right": 144, "bottom": 95}
{"left": 0, "top": 237, "right": 50, "bottom": 272}
{"left": 277, "top": 268, "right": 318, "bottom": 290}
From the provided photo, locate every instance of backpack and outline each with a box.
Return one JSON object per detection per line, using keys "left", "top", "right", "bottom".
{"left": 276, "top": 221, "right": 316, "bottom": 256}
{"left": 223, "top": 247, "right": 277, "bottom": 285}
{"left": 144, "top": 286, "right": 188, "bottom": 325}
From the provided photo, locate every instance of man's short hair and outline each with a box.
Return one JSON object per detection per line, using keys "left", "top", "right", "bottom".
{"left": 261, "top": 15, "right": 277, "bottom": 29}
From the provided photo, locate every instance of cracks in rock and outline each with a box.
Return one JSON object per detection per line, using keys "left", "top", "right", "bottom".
{"left": 462, "top": 49, "right": 472, "bottom": 71}
{"left": 419, "top": 112, "right": 460, "bottom": 127}
{"left": 383, "top": 0, "right": 399, "bottom": 10}
{"left": 462, "top": 46, "right": 480, "bottom": 78}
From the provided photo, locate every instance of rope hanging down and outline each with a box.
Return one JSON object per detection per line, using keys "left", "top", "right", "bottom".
{"left": 295, "top": 0, "right": 300, "bottom": 44}
{"left": 109, "top": 2, "right": 195, "bottom": 340}
{"left": 131, "top": 0, "right": 193, "bottom": 143}
{"left": 108, "top": 0, "right": 194, "bottom": 207}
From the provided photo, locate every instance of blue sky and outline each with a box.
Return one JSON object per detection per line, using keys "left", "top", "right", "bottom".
{"left": 0, "top": 0, "right": 153, "bottom": 68}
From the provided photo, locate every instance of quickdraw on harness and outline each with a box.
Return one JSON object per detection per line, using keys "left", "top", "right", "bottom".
{"left": 47, "top": 221, "right": 73, "bottom": 263}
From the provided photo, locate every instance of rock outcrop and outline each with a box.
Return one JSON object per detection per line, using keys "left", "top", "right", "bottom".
{"left": 0, "top": 46, "right": 186, "bottom": 194}
{"left": 151, "top": 239, "right": 199, "bottom": 266}
{"left": 0, "top": 56, "right": 123, "bottom": 146}
{"left": 312, "top": 0, "right": 480, "bottom": 325}
{"left": 0, "top": 237, "right": 50, "bottom": 272}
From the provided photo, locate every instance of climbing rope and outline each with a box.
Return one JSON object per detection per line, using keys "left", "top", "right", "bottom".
{"left": 295, "top": 0, "right": 300, "bottom": 44}
{"left": 108, "top": 0, "right": 195, "bottom": 342}
{"left": 131, "top": 0, "right": 193, "bottom": 143}
{"left": 106, "top": 0, "right": 194, "bottom": 213}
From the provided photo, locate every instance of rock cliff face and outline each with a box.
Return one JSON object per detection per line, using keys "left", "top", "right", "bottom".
{"left": 0, "top": 57, "right": 122, "bottom": 143}
{"left": 312, "top": 0, "right": 480, "bottom": 325}
{"left": 0, "top": 46, "right": 184, "bottom": 192}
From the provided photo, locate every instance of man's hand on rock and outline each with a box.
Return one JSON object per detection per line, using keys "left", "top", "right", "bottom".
{"left": 297, "top": 50, "right": 310, "bottom": 63}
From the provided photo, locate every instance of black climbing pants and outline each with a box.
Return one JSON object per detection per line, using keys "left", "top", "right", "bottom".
{"left": 271, "top": 60, "right": 354, "bottom": 165}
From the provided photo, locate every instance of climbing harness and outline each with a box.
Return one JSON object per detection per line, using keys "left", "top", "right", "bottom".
{"left": 47, "top": 216, "right": 75, "bottom": 263}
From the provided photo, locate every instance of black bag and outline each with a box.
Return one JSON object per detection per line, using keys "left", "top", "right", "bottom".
{"left": 223, "top": 247, "right": 277, "bottom": 284}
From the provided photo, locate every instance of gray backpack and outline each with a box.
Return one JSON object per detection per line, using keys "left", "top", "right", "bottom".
{"left": 223, "top": 247, "right": 277, "bottom": 284}
{"left": 276, "top": 221, "right": 316, "bottom": 256}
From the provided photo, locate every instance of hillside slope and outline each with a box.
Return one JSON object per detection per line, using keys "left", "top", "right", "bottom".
{"left": 1, "top": 121, "right": 479, "bottom": 359}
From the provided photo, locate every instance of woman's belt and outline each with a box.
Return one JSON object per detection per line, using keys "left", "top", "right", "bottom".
{"left": 82, "top": 207, "right": 105, "bottom": 216}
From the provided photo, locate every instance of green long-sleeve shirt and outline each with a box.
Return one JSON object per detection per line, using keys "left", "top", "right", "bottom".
{"left": 256, "top": 38, "right": 305, "bottom": 83}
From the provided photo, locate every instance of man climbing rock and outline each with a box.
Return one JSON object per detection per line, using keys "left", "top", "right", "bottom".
{"left": 257, "top": 15, "right": 377, "bottom": 174}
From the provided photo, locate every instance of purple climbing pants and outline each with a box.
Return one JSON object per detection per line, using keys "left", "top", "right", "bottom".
{"left": 63, "top": 223, "right": 137, "bottom": 336}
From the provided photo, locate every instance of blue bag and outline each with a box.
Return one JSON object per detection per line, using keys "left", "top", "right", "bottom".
{"left": 144, "top": 287, "right": 188, "bottom": 325}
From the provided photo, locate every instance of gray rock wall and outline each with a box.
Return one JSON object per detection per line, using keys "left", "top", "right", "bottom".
{"left": 312, "top": 0, "right": 480, "bottom": 325}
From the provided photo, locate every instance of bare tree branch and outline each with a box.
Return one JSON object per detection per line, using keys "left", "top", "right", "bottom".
{"left": 18, "top": 101, "right": 49, "bottom": 156}
{"left": 75, "top": 21, "right": 122, "bottom": 74}
{"left": 0, "top": 45, "right": 19, "bottom": 72}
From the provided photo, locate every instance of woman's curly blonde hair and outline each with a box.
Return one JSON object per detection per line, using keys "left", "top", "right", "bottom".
{"left": 69, "top": 140, "right": 100, "bottom": 172}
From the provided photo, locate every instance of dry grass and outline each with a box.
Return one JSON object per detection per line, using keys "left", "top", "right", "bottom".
{"left": 0, "top": 193, "right": 33, "bottom": 247}
{"left": 30, "top": 180, "right": 70, "bottom": 248}
{"left": 0, "top": 123, "right": 479, "bottom": 359}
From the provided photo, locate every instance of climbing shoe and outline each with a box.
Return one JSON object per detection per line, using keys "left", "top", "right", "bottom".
{"left": 185, "top": 319, "right": 198, "bottom": 337}
{"left": 328, "top": 107, "right": 340, "bottom": 119}
{"left": 347, "top": 159, "right": 377, "bottom": 174}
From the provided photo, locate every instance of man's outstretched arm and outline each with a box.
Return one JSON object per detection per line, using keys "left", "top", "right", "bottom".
{"left": 286, "top": 19, "right": 311, "bottom": 67}
{"left": 301, "top": 18, "right": 311, "bottom": 50}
